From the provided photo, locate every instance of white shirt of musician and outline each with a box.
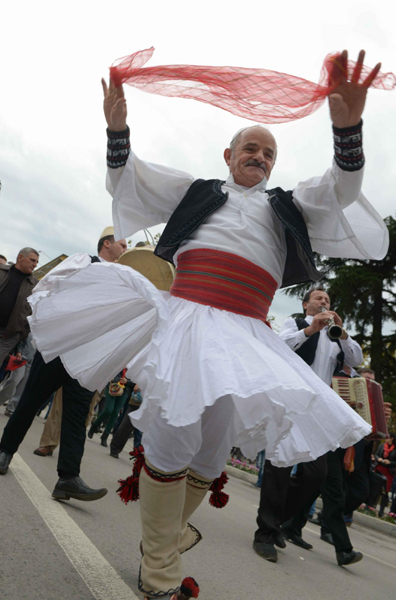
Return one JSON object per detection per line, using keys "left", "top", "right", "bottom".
{"left": 279, "top": 315, "right": 363, "bottom": 387}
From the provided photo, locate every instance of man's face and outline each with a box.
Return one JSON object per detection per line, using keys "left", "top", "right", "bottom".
{"left": 0, "top": 257, "right": 7, "bottom": 265}
{"left": 361, "top": 371, "right": 375, "bottom": 381}
{"left": 223, "top": 127, "right": 277, "bottom": 188}
{"left": 303, "top": 290, "right": 330, "bottom": 316}
{"left": 16, "top": 252, "right": 38, "bottom": 274}
{"left": 106, "top": 238, "right": 127, "bottom": 262}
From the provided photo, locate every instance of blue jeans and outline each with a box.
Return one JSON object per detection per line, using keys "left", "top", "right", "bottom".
{"left": 256, "top": 450, "right": 266, "bottom": 487}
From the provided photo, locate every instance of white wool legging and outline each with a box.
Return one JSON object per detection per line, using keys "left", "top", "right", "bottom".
{"left": 141, "top": 395, "right": 237, "bottom": 480}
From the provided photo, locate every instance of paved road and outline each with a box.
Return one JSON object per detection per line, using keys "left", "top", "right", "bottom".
{"left": 0, "top": 412, "right": 395, "bottom": 600}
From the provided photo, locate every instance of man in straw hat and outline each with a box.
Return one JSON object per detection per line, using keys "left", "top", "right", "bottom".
{"left": 0, "top": 228, "right": 127, "bottom": 503}
{"left": 19, "top": 50, "right": 389, "bottom": 598}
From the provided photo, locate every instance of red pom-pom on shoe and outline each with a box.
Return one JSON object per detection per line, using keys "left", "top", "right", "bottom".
{"left": 180, "top": 577, "right": 200, "bottom": 598}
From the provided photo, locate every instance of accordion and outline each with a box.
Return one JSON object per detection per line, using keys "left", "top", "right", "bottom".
{"left": 332, "top": 377, "right": 388, "bottom": 441}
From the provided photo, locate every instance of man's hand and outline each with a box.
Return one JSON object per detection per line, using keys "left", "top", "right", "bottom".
{"left": 15, "top": 352, "right": 23, "bottom": 361}
{"left": 328, "top": 50, "right": 381, "bottom": 128}
{"left": 102, "top": 78, "right": 127, "bottom": 132}
{"left": 384, "top": 402, "right": 392, "bottom": 422}
{"left": 304, "top": 311, "right": 342, "bottom": 337}
{"left": 119, "top": 377, "right": 127, "bottom": 385}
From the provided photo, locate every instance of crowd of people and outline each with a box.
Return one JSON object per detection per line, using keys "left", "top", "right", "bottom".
{"left": 0, "top": 49, "right": 394, "bottom": 600}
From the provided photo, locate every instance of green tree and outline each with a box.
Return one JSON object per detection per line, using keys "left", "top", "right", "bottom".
{"left": 284, "top": 216, "right": 396, "bottom": 407}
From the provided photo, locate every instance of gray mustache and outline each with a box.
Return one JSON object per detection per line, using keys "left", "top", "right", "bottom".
{"left": 245, "top": 160, "right": 267, "bottom": 174}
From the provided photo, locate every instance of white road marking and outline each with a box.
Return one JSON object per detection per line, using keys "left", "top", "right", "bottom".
{"left": 305, "top": 527, "right": 396, "bottom": 570}
{"left": 11, "top": 453, "right": 140, "bottom": 600}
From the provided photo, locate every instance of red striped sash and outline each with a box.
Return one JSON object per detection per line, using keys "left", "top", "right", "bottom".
{"left": 170, "top": 249, "right": 277, "bottom": 322}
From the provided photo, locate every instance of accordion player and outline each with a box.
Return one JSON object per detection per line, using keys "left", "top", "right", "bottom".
{"left": 332, "top": 376, "right": 389, "bottom": 440}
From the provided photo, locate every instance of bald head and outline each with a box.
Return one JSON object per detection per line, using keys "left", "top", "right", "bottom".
{"left": 224, "top": 126, "right": 277, "bottom": 188}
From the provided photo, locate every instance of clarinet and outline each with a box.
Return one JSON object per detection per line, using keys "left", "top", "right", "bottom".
{"left": 319, "top": 307, "right": 343, "bottom": 339}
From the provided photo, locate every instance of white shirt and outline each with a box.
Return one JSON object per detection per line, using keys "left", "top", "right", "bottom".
{"left": 107, "top": 149, "right": 389, "bottom": 287}
{"left": 279, "top": 315, "right": 363, "bottom": 386}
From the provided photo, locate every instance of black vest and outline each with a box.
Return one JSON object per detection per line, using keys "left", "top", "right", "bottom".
{"left": 154, "top": 179, "right": 323, "bottom": 288}
{"left": 295, "top": 318, "right": 344, "bottom": 372}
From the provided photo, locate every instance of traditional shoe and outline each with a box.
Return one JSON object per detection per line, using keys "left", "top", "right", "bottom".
{"left": 52, "top": 476, "right": 108, "bottom": 501}
{"left": 336, "top": 550, "right": 363, "bottom": 566}
{"left": 34, "top": 446, "right": 54, "bottom": 457}
{"left": 320, "top": 532, "right": 334, "bottom": 545}
{"left": 253, "top": 540, "right": 278, "bottom": 562}
{"left": 109, "top": 451, "right": 119, "bottom": 459}
{"left": 281, "top": 528, "right": 313, "bottom": 550}
{"left": 100, "top": 433, "right": 108, "bottom": 447}
{"left": 0, "top": 451, "right": 12, "bottom": 475}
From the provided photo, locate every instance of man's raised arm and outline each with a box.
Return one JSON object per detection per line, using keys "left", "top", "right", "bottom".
{"left": 102, "top": 78, "right": 130, "bottom": 194}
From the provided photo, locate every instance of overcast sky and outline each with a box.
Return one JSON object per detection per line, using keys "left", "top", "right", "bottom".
{"left": 0, "top": 0, "right": 395, "bottom": 328}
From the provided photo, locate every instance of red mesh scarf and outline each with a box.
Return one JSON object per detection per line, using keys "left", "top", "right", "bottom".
{"left": 109, "top": 48, "right": 395, "bottom": 124}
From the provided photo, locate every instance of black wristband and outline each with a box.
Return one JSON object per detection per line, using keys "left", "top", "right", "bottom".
{"left": 107, "top": 126, "right": 131, "bottom": 169}
{"left": 333, "top": 120, "right": 364, "bottom": 172}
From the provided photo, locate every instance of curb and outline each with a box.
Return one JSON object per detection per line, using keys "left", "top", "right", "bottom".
{"left": 226, "top": 464, "right": 396, "bottom": 538}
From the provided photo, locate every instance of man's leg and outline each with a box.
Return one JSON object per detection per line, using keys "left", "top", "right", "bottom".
{"left": 138, "top": 395, "right": 236, "bottom": 597}
{"left": 0, "top": 353, "right": 69, "bottom": 457}
{"left": 103, "top": 395, "right": 126, "bottom": 436}
{"left": 5, "top": 364, "right": 30, "bottom": 415}
{"left": 254, "top": 461, "right": 293, "bottom": 554}
{"left": 35, "top": 388, "right": 63, "bottom": 455}
{"left": 344, "top": 440, "right": 371, "bottom": 514}
{"left": 254, "top": 454, "right": 327, "bottom": 558}
{"left": 320, "top": 450, "right": 354, "bottom": 554}
{"left": 57, "top": 377, "right": 96, "bottom": 479}
{"left": 280, "top": 455, "right": 327, "bottom": 538}
{"left": 110, "top": 407, "right": 137, "bottom": 456}
{"left": 0, "top": 367, "right": 22, "bottom": 406}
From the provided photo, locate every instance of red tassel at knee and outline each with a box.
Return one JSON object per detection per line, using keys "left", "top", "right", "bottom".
{"left": 208, "top": 471, "right": 229, "bottom": 509}
{"left": 117, "top": 445, "right": 145, "bottom": 504}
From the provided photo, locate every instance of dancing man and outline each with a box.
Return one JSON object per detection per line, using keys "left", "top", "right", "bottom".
{"left": 25, "top": 51, "right": 388, "bottom": 598}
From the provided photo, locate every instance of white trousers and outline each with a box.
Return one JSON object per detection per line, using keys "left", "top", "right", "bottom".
{"left": 143, "top": 395, "right": 236, "bottom": 479}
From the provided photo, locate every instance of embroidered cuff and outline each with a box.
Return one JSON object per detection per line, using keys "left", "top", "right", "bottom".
{"left": 107, "top": 126, "right": 130, "bottom": 169}
{"left": 333, "top": 120, "right": 364, "bottom": 172}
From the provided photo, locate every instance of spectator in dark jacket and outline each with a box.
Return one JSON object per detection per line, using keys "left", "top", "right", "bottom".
{"left": 0, "top": 247, "right": 39, "bottom": 365}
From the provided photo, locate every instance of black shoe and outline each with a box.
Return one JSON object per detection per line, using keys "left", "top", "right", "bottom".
{"left": 281, "top": 528, "right": 313, "bottom": 550}
{"left": 52, "top": 476, "right": 108, "bottom": 501}
{"left": 253, "top": 540, "right": 278, "bottom": 562}
{"left": 274, "top": 533, "right": 286, "bottom": 549}
{"left": 0, "top": 451, "right": 12, "bottom": 475}
{"left": 320, "top": 532, "right": 334, "bottom": 545}
{"left": 308, "top": 515, "right": 321, "bottom": 526}
{"left": 100, "top": 434, "right": 108, "bottom": 448}
{"left": 336, "top": 550, "right": 363, "bottom": 567}
{"left": 109, "top": 451, "right": 119, "bottom": 459}
{"left": 87, "top": 422, "right": 98, "bottom": 439}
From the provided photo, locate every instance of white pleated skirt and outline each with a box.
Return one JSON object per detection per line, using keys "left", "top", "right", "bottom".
{"left": 28, "top": 258, "right": 371, "bottom": 467}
